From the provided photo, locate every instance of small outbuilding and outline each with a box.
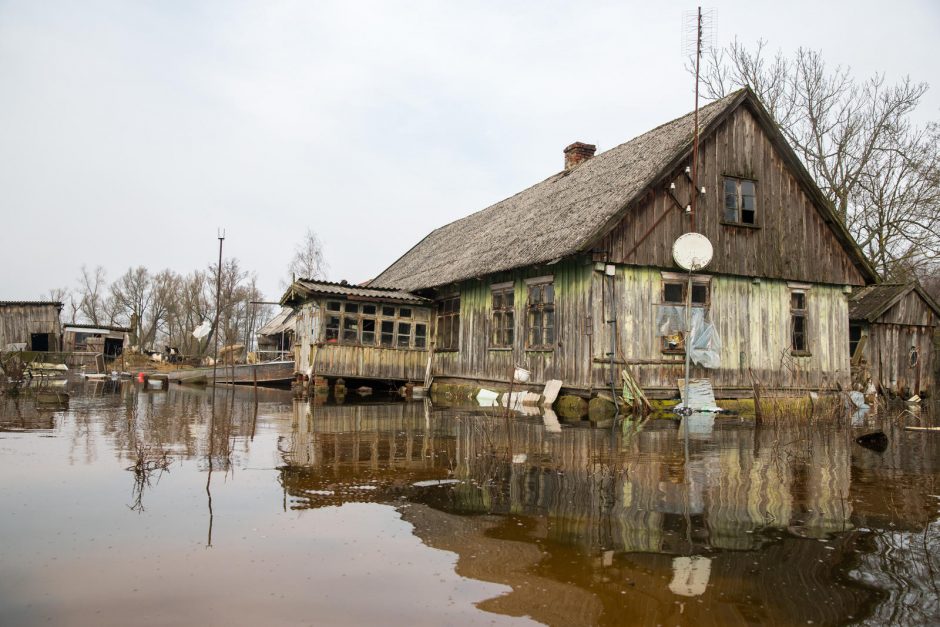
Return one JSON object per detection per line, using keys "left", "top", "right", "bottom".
{"left": 849, "top": 283, "right": 939, "bottom": 398}
{"left": 0, "top": 301, "right": 63, "bottom": 352}
{"left": 281, "top": 279, "right": 431, "bottom": 382}
{"left": 62, "top": 323, "right": 130, "bottom": 358}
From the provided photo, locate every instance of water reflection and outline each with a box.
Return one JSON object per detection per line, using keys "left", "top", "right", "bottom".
{"left": 0, "top": 385, "right": 937, "bottom": 626}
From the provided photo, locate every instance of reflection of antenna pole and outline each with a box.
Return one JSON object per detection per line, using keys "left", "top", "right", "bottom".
{"left": 212, "top": 229, "right": 225, "bottom": 389}
{"left": 690, "top": 5, "right": 702, "bottom": 231}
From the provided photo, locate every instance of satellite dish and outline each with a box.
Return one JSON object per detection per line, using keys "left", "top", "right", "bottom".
{"left": 672, "top": 233, "right": 713, "bottom": 271}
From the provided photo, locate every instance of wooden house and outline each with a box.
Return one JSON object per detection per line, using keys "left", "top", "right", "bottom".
{"left": 281, "top": 279, "right": 433, "bottom": 382}
{"left": 367, "top": 88, "right": 879, "bottom": 398}
{"left": 62, "top": 323, "right": 130, "bottom": 357}
{"left": 849, "top": 283, "right": 938, "bottom": 397}
{"left": 0, "top": 301, "right": 63, "bottom": 352}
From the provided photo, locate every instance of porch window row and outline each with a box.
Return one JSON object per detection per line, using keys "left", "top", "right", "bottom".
{"left": 324, "top": 301, "right": 426, "bottom": 349}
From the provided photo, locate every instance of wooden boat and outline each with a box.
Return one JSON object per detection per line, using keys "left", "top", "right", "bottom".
{"left": 26, "top": 362, "right": 69, "bottom": 378}
{"left": 166, "top": 360, "right": 294, "bottom": 385}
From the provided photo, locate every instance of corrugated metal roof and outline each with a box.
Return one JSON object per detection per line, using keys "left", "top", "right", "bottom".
{"left": 63, "top": 323, "right": 131, "bottom": 333}
{"left": 257, "top": 308, "right": 296, "bottom": 336}
{"left": 282, "top": 279, "right": 429, "bottom": 305}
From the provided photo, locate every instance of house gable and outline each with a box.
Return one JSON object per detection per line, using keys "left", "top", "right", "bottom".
{"left": 596, "top": 97, "right": 872, "bottom": 286}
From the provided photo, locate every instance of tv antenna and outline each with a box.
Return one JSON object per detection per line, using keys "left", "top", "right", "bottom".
{"left": 682, "top": 7, "right": 715, "bottom": 231}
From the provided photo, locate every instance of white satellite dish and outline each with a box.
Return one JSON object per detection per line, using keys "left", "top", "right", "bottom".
{"left": 672, "top": 232, "right": 713, "bottom": 271}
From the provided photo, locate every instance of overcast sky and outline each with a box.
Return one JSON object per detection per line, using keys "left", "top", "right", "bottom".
{"left": 1, "top": 0, "right": 937, "bottom": 301}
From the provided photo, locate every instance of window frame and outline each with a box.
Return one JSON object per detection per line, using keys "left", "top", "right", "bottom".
{"left": 435, "top": 295, "right": 460, "bottom": 352}
{"left": 525, "top": 276, "right": 555, "bottom": 351}
{"left": 722, "top": 176, "right": 759, "bottom": 227}
{"left": 319, "top": 300, "right": 428, "bottom": 350}
{"left": 789, "top": 286, "right": 811, "bottom": 355}
{"left": 490, "top": 282, "right": 515, "bottom": 350}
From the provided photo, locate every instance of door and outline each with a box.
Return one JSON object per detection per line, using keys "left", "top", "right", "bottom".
{"left": 30, "top": 333, "right": 49, "bottom": 352}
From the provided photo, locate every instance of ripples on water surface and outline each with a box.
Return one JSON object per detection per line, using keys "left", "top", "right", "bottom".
{"left": 0, "top": 381, "right": 937, "bottom": 626}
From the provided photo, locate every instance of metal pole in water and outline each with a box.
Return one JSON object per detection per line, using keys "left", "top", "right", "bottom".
{"left": 682, "top": 270, "right": 693, "bottom": 415}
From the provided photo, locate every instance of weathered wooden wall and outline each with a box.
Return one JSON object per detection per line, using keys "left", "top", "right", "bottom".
{"left": 432, "top": 260, "right": 850, "bottom": 395}
{"left": 433, "top": 258, "right": 600, "bottom": 391}
{"left": 598, "top": 103, "right": 868, "bottom": 287}
{"left": 599, "top": 267, "right": 852, "bottom": 394}
{"left": 0, "top": 303, "right": 62, "bottom": 350}
{"left": 864, "top": 325, "right": 935, "bottom": 396}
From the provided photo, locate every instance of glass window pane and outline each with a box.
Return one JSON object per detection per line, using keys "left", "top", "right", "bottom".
{"left": 492, "top": 292, "right": 502, "bottom": 309}
{"left": 691, "top": 284, "right": 708, "bottom": 305}
{"left": 664, "top": 283, "right": 684, "bottom": 303}
{"left": 362, "top": 304, "right": 376, "bottom": 315}
{"left": 343, "top": 317, "right": 358, "bottom": 341}
{"left": 741, "top": 180, "right": 755, "bottom": 196}
{"left": 724, "top": 178, "right": 737, "bottom": 196}
{"left": 399, "top": 307, "right": 412, "bottom": 318}
{"left": 327, "top": 301, "right": 341, "bottom": 312}
{"left": 505, "top": 291, "right": 514, "bottom": 307}
{"left": 543, "top": 284, "right": 554, "bottom": 304}
{"left": 362, "top": 332, "right": 375, "bottom": 345}
{"left": 791, "top": 292, "right": 805, "bottom": 309}
{"left": 345, "top": 303, "right": 359, "bottom": 314}
{"left": 382, "top": 306, "right": 396, "bottom": 317}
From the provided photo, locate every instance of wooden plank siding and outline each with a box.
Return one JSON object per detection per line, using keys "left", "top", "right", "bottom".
{"left": 598, "top": 267, "right": 851, "bottom": 393}
{"left": 433, "top": 258, "right": 601, "bottom": 391}
{"left": 860, "top": 292, "right": 937, "bottom": 395}
{"left": 0, "top": 303, "right": 63, "bottom": 351}
{"left": 598, "top": 103, "right": 867, "bottom": 287}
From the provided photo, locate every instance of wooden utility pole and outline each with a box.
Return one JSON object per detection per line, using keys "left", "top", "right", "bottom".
{"left": 212, "top": 229, "right": 225, "bottom": 388}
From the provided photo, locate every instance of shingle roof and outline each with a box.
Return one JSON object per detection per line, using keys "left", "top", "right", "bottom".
{"left": 849, "top": 283, "right": 940, "bottom": 322}
{"left": 281, "top": 279, "right": 430, "bottom": 306}
{"left": 370, "top": 91, "right": 744, "bottom": 291}
{"left": 370, "top": 88, "right": 877, "bottom": 291}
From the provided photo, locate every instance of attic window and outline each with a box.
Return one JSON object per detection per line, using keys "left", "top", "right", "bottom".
{"left": 723, "top": 177, "right": 757, "bottom": 225}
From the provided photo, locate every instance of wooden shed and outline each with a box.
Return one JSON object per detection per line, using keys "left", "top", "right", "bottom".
{"left": 368, "top": 88, "right": 879, "bottom": 398}
{"left": 0, "top": 301, "right": 63, "bottom": 352}
{"left": 62, "top": 324, "right": 130, "bottom": 358}
{"left": 281, "top": 279, "right": 432, "bottom": 382}
{"left": 849, "top": 283, "right": 938, "bottom": 398}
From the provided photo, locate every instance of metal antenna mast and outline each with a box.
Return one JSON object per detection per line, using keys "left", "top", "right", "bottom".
{"left": 683, "top": 7, "right": 714, "bottom": 232}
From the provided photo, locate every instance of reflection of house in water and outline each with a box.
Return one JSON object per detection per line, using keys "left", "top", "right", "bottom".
{"left": 274, "top": 404, "right": 877, "bottom": 625}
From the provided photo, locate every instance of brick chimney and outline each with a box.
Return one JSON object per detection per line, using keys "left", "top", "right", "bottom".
{"left": 563, "top": 142, "right": 596, "bottom": 171}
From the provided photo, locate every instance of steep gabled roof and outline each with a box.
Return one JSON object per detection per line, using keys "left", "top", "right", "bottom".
{"left": 849, "top": 283, "right": 940, "bottom": 323}
{"left": 370, "top": 88, "right": 877, "bottom": 291}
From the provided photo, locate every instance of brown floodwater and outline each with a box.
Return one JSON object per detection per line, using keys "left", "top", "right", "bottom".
{"left": 0, "top": 381, "right": 937, "bottom": 626}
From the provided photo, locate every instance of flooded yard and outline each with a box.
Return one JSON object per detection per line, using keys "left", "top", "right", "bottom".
{"left": 1, "top": 382, "right": 938, "bottom": 626}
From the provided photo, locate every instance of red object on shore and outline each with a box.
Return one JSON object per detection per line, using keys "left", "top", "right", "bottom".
{"left": 137, "top": 372, "right": 146, "bottom": 383}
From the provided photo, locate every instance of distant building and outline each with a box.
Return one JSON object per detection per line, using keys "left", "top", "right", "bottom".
{"left": 0, "top": 301, "right": 63, "bottom": 352}
{"left": 62, "top": 323, "right": 130, "bottom": 358}
{"left": 849, "top": 283, "right": 939, "bottom": 397}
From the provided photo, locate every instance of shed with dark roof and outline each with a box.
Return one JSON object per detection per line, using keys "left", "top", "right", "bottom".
{"left": 849, "top": 283, "right": 939, "bottom": 397}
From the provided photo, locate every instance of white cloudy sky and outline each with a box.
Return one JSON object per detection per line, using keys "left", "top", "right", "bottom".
{"left": 1, "top": 0, "right": 937, "bottom": 301}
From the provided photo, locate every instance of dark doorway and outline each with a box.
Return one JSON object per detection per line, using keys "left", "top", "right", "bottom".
{"left": 30, "top": 333, "right": 50, "bottom": 352}
{"left": 104, "top": 338, "right": 123, "bottom": 358}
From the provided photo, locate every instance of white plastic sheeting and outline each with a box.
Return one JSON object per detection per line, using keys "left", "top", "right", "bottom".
{"left": 654, "top": 305, "right": 722, "bottom": 369}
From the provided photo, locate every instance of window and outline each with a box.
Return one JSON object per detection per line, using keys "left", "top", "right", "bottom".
{"left": 791, "top": 291, "right": 808, "bottom": 353}
{"left": 526, "top": 280, "right": 555, "bottom": 349}
{"left": 399, "top": 307, "right": 412, "bottom": 319}
{"left": 723, "top": 177, "right": 757, "bottom": 225}
{"left": 660, "top": 277, "right": 710, "bottom": 353}
{"left": 490, "top": 284, "right": 514, "bottom": 348}
{"left": 361, "top": 318, "right": 376, "bottom": 345}
{"left": 362, "top": 304, "right": 377, "bottom": 316}
{"left": 414, "top": 323, "right": 427, "bottom": 349}
{"left": 380, "top": 320, "right": 395, "bottom": 347}
{"left": 326, "top": 301, "right": 342, "bottom": 312}
{"left": 382, "top": 305, "right": 396, "bottom": 317}
{"left": 342, "top": 316, "right": 358, "bottom": 342}
{"left": 325, "top": 315, "right": 340, "bottom": 342}
{"left": 397, "top": 322, "right": 411, "bottom": 348}
{"left": 436, "top": 296, "right": 460, "bottom": 351}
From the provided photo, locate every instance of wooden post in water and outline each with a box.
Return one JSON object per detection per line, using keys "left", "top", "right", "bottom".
{"left": 211, "top": 229, "right": 225, "bottom": 389}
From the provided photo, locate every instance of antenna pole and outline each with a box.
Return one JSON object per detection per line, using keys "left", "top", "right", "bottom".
{"left": 690, "top": 5, "right": 702, "bottom": 231}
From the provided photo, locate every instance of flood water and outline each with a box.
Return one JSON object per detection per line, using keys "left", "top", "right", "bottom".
{"left": 1, "top": 382, "right": 938, "bottom": 626}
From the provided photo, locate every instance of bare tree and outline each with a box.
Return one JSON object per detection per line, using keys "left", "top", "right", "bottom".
{"left": 696, "top": 40, "right": 938, "bottom": 279}
{"left": 77, "top": 265, "right": 108, "bottom": 325}
{"left": 286, "top": 228, "right": 328, "bottom": 285}
{"left": 44, "top": 287, "right": 79, "bottom": 324}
